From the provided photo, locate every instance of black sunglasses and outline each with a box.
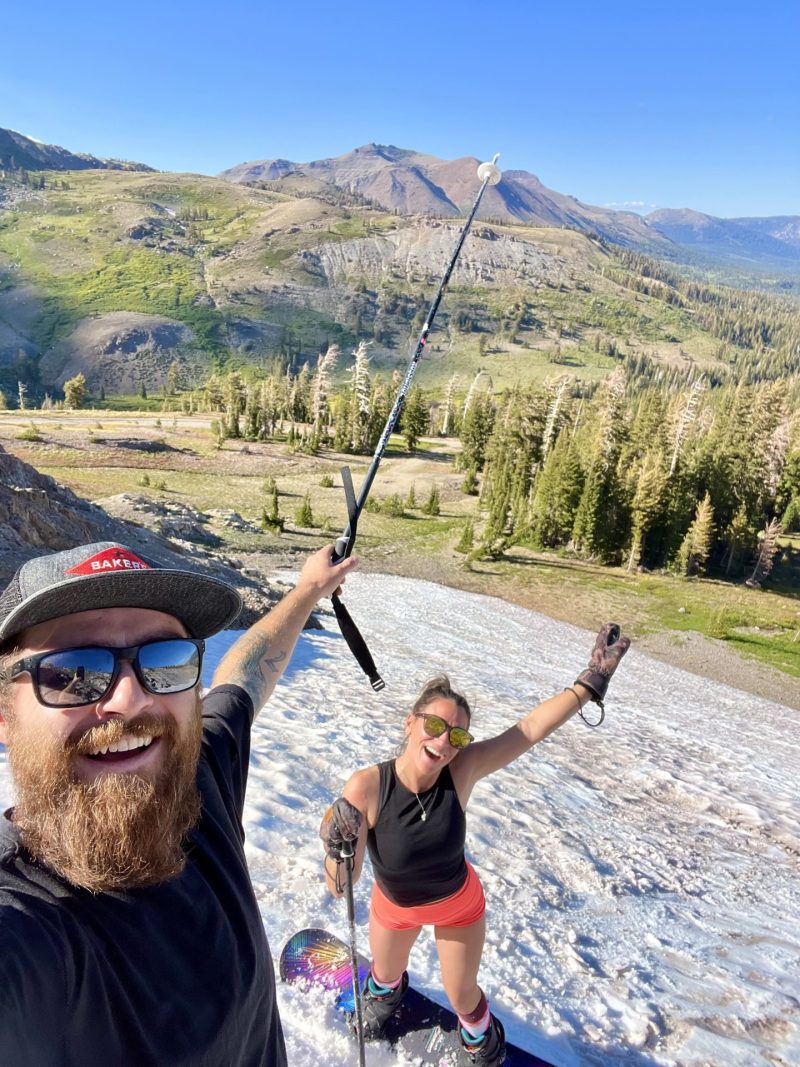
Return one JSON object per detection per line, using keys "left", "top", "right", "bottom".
{"left": 414, "top": 712, "right": 474, "bottom": 750}
{"left": 8, "top": 639, "right": 204, "bottom": 708}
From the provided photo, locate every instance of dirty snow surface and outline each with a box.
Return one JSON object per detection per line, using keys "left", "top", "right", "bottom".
{"left": 1, "top": 573, "right": 797, "bottom": 1066}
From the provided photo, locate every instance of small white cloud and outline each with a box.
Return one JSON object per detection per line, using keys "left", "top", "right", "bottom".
{"left": 603, "top": 200, "right": 658, "bottom": 215}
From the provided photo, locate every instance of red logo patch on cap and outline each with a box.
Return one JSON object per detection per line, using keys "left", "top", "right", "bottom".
{"left": 66, "top": 547, "right": 153, "bottom": 576}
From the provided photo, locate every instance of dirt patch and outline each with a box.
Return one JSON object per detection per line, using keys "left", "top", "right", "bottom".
{"left": 633, "top": 630, "right": 800, "bottom": 711}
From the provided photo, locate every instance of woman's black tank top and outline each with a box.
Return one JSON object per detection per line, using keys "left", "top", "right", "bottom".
{"left": 366, "top": 759, "right": 467, "bottom": 906}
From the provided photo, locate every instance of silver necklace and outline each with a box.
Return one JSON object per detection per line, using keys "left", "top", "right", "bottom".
{"left": 414, "top": 789, "right": 433, "bottom": 822}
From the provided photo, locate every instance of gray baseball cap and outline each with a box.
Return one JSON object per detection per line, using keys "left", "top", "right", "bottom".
{"left": 0, "top": 542, "right": 242, "bottom": 643}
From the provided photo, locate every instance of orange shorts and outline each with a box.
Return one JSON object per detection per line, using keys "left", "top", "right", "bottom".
{"left": 370, "top": 862, "right": 486, "bottom": 931}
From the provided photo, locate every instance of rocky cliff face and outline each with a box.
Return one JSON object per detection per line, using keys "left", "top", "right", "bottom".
{"left": 0, "top": 446, "right": 111, "bottom": 569}
{"left": 308, "top": 221, "right": 570, "bottom": 288}
{"left": 0, "top": 444, "right": 284, "bottom": 627}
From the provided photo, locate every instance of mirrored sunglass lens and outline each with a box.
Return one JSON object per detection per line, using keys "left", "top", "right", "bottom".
{"left": 449, "top": 728, "right": 472, "bottom": 749}
{"left": 422, "top": 714, "right": 448, "bottom": 737}
{"left": 138, "top": 640, "right": 200, "bottom": 694}
{"left": 37, "top": 649, "right": 115, "bottom": 706}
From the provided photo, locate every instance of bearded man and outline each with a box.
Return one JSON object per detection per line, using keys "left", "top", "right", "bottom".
{"left": 0, "top": 540, "right": 357, "bottom": 1066}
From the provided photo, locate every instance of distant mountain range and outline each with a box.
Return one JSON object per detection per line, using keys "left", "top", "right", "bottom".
{"left": 219, "top": 143, "right": 666, "bottom": 252}
{"left": 2, "top": 127, "right": 798, "bottom": 273}
{"left": 0, "top": 127, "right": 154, "bottom": 174}
{"left": 220, "top": 143, "right": 800, "bottom": 273}
{"left": 646, "top": 208, "right": 800, "bottom": 268}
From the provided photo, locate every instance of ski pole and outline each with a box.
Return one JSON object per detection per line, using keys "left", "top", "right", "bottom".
{"left": 331, "top": 154, "right": 502, "bottom": 688}
{"left": 334, "top": 154, "right": 501, "bottom": 565}
{"left": 340, "top": 837, "right": 367, "bottom": 1067}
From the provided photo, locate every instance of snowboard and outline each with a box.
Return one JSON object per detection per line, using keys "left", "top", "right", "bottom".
{"left": 279, "top": 927, "right": 553, "bottom": 1066}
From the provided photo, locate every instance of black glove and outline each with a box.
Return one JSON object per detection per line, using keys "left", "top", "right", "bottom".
{"left": 319, "top": 797, "right": 363, "bottom": 860}
{"left": 575, "top": 623, "right": 630, "bottom": 705}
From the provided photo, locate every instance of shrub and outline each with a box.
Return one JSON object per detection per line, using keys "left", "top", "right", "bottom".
{"left": 461, "top": 468, "right": 478, "bottom": 495}
{"left": 422, "top": 485, "right": 441, "bottom": 516}
{"left": 455, "top": 520, "right": 475, "bottom": 554}
{"left": 295, "top": 492, "right": 314, "bottom": 527}
{"left": 382, "top": 494, "right": 406, "bottom": 518}
{"left": 16, "top": 423, "right": 42, "bottom": 442}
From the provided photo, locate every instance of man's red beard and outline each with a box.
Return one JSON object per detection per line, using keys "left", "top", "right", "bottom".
{"left": 6, "top": 704, "right": 202, "bottom": 893}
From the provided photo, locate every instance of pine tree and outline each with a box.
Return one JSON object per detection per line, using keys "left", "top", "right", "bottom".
{"left": 262, "top": 485, "right": 284, "bottom": 532}
{"left": 541, "top": 376, "right": 571, "bottom": 459}
{"left": 626, "top": 449, "right": 669, "bottom": 571}
{"left": 775, "top": 452, "right": 800, "bottom": 528}
{"left": 204, "top": 373, "right": 224, "bottom": 412}
{"left": 675, "top": 493, "right": 714, "bottom": 576}
{"left": 347, "top": 340, "right": 372, "bottom": 453}
{"left": 572, "top": 369, "right": 629, "bottom": 562}
{"left": 461, "top": 467, "right": 478, "bottom": 495}
{"left": 440, "top": 374, "right": 459, "bottom": 436}
{"left": 401, "top": 386, "right": 428, "bottom": 451}
{"left": 166, "top": 360, "right": 181, "bottom": 395}
{"left": 295, "top": 492, "right": 314, "bottom": 528}
{"left": 224, "top": 371, "right": 244, "bottom": 438}
{"left": 332, "top": 392, "right": 352, "bottom": 452}
{"left": 290, "top": 364, "right": 312, "bottom": 423}
{"left": 421, "top": 485, "right": 441, "bottom": 516}
{"left": 669, "top": 378, "right": 706, "bottom": 475}
{"left": 311, "top": 345, "right": 339, "bottom": 437}
{"left": 745, "top": 518, "right": 782, "bottom": 587}
{"left": 259, "top": 377, "right": 279, "bottom": 439}
{"left": 529, "top": 431, "right": 584, "bottom": 548}
{"left": 460, "top": 393, "right": 495, "bottom": 472}
{"left": 720, "top": 504, "right": 754, "bottom": 577}
{"left": 63, "top": 372, "right": 88, "bottom": 410}
{"left": 366, "top": 379, "right": 390, "bottom": 452}
{"left": 455, "top": 520, "right": 474, "bottom": 554}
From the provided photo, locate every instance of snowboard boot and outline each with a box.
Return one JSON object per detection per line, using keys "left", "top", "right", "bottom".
{"left": 360, "top": 970, "right": 409, "bottom": 1039}
{"left": 457, "top": 1014, "right": 507, "bottom": 1066}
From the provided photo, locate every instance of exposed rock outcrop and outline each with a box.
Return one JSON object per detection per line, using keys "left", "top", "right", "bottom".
{"left": 0, "top": 444, "right": 292, "bottom": 629}
{"left": 38, "top": 313, "right": 210, "bottom": 393}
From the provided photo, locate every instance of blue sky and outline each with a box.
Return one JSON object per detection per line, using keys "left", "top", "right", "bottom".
{"left": 3, "top": 1, "right": 798, "bottom": 218}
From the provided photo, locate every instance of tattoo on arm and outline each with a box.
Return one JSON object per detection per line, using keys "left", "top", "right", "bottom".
{"left": 216, "top": 634, "right": 287, "bottom": 707}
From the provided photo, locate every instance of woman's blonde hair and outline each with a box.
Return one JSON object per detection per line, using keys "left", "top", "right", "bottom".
{"left": 411, "top": 675, "right": 471, "bottom": 726}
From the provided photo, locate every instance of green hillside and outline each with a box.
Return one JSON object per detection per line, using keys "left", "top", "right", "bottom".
{"left": 0, "top": 168, "right": 798, "bottom": 402}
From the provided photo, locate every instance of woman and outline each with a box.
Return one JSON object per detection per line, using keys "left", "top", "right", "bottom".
{"left": 320, "top": 623, "right": 629, "bottom": 1067}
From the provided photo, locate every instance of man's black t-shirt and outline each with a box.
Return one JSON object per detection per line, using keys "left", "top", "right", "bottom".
{"left": 0, "top": 684, "right": 287, "bottom": 1067}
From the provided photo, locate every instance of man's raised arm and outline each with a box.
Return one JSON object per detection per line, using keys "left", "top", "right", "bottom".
{"left": 211, "top": 546, "right": 358, "bottom": 713}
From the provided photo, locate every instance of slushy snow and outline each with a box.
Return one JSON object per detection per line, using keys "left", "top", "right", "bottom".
{"left": 2, "top": 573, "right": 797, "bottom": 1066}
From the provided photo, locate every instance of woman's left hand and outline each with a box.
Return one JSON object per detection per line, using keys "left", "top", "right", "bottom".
{"left": 575, "top": 623, "right": 631, "bottom": 703}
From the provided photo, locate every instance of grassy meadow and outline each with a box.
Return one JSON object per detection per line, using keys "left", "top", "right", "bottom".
{"left": 2, "top": 408, "right": 797, "bottom": 681}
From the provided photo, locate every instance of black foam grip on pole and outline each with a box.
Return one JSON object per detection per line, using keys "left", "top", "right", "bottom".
{"left": 332, "top": 593, "right": 385, "bottom": 691}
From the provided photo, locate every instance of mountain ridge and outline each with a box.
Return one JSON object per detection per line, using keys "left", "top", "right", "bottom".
{"left": 646, "top": 207, "right": 800, "bottom": 267}
{"left": 219, "top": 143, "right": 669, "bottom": 252}
{"left": 220, "top": 143, "right": 799, "bottom": 272}
{"left": 3, "top": 126, "right": 797, "bottom": 271}
{"left": 0, "top": 127, "right": 155, "bottom": 174}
